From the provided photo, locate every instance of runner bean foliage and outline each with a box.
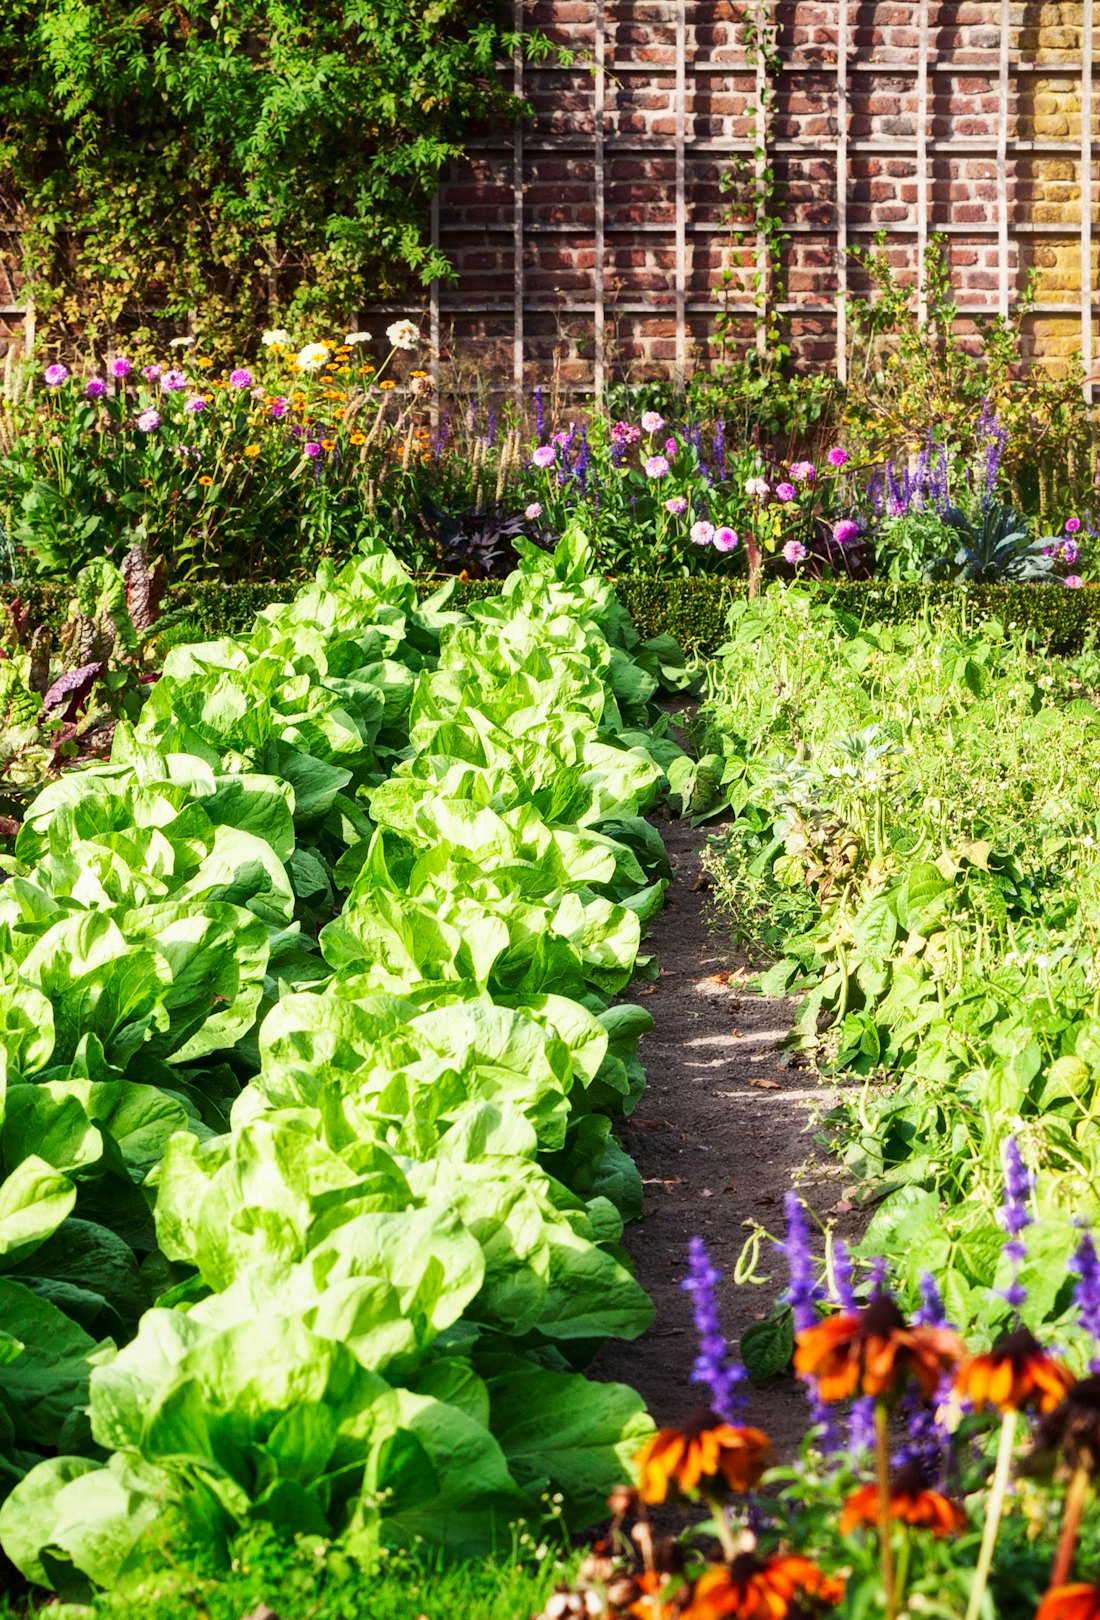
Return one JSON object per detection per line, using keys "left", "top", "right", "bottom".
{"left": 695, "top": 592, "right": 1100, "bottom": 1340}
{"left": 0, "top": 526, "right": 691, "bottom": 1595}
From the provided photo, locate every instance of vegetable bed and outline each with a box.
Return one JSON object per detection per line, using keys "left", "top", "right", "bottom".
{"left": 0, "top": 527, "right": 692, "bottom": 1596}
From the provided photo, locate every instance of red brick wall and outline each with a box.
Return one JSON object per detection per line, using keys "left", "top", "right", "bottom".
{"left": 413, "top": 0, "right": 1097, "bottom": 391}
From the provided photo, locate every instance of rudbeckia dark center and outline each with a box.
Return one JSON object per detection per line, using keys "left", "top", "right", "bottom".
{"left": 860, "top": 1295, "right": 907, "bottom": 1337}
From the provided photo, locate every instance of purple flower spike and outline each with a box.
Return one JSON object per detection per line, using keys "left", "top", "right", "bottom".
{"left": 779, "top": 1192, "right": 824, "bottom": 1333}
{"left": 681, "top": 1237, "right": 747, "bottom": 1419}
{"left": 1072, "top": 1229, "right": 1100, "bottom": 1373}
{"left": 831, "top": 1239, "right": 859, "bottom": 1311}
{"left": 998, "top": 1137, "right": 1033, "bottom": 1311}
{"left": 917, "top": 1271, "right": 947, "bottom": 1327}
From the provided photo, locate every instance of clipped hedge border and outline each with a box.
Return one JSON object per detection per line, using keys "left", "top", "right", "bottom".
{"left": 9, "top": 573, "right": 1100, "bottom": 656}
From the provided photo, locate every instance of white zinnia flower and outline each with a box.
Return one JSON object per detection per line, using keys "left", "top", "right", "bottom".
{"left": 168, "top": 336, "right": 196, "bottom": 349}
{"left": 386, "top": 319, "right": 419, "bottom": 351}
{"left": 344, "top": 331, "right": 372, "bottom": 345}
{"left": 262, "top": 328, "right": 291, "bottom": 347}
{"left": 296, "top": 342, "right": 330, "bottom": 371}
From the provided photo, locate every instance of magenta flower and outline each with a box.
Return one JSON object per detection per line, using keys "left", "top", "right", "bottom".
{"left": 713, "top": 526, "right": 739, "bottom": 552}
{"left": 269, "top": 397, "right": 289, "bottom": 418}
{"left": 665, "top": 495, "right": 689, "bottom": 516}
{"left": 690, "top": 520, "right": 714, "bottom": 546}
{"left": 525, "top": 501, "right": 543, "bottom": 520}
{"left": 183, "top": 395, "right": 206, "bottom": 414}
{"left": 790, "top": 460, "right": 816, "bottom": 482}
{"left": 641, "top": 410, "right": 665, "bottom": 434}
{"left": 109, "top": 357, "right": 132, "bottom": 379}
{"left": 552, "top": 428, "right": 572, "bottom": 448}
{"left": 1063, "top": 539, "right": 1081, "bottom": 565}
{"left": 664, "top": 437, "right": 678, "bottom": 457}
{"left": 827, "top": 447, "right": 849, "bottom": 467}
{"left": 610, "top": 421, "right": 641, "bottom": 446}
{"left": 136, "top": 408, "right": 161, "bottom": 432}
{"left": 1065, "top": 574, "right": 1084, "bottom": 588}
{"left": 775, "top": 481, "right": 797, "bottom": 502}
{"left": 142, "top": 363, "right": 162, "bottom": 382}
{"left": 1066, "top": 516, "right": 1082, "bottom": 533}
{"left": 84, "top": 378, "right": 107, "bottom": 398}
{"left": 832, "top": 519, "right": 859, "bottom": 544}
{"left": 162, "top": 370, "right": 187, "bottom": 391}
{"left": 782, "top": 539, "right": 808, "bottom": 564}
{"left": 304, "top": 440, "right": 323, "bottom": 458}
{"left": 229, "top": 368, "right": 253, "bottom": 389}
{"left": 532, "top": 445, "right": 556, "bottom": 468}
{"left": 645, "top": 454, "right": 670, "bottom": 479}
{"left": 43, "top": 363, "right": 68, "bottom": 387}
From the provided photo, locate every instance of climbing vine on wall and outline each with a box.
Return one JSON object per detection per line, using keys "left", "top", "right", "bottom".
{"left": 0, "top": 0, "right": 551, "bottom": 353}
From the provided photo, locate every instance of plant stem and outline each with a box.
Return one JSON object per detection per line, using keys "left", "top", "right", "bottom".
{"left": 1049, "top": 1464, "right": 1091, "bottom": 1590}
{"left": 705, "top": 1491, "right": 740, "bottom": 1563}
{"left": 874, "top": 1402, "right": 897, "bottom": 1620}
{"left": 964, "top": 1409, "right": 1017, "bottom": 1620}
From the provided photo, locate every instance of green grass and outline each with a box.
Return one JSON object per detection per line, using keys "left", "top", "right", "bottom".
{"left": 0, "top": 1535, "right": 579, "bottom": 1620}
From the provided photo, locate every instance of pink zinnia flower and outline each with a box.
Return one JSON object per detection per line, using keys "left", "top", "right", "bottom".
{"left": 84, "top": 378, "right": 107, "bottom": 398}
{"left": 525, "top": 502, "right": 543, "bottom": 520}
{"left": 783, "top": 539, "right": 808, "bottom": 564}
{"left": 229, "top": 368, "right": 253, "bottom": 389}
{"left": 532, "top": 445, "right": 556, "bottom": 468}
{"left": 745, "top": 477, "right": 770, "bottom": 498}
{"left": 109, "top": 357, "right": 132, "bottom": 379}
{"left": 1064, "top": 574, "right": 1084, "bottom": 588}
{"left": 664, "top": 437, "right": 678, "bottom": 457}
{"left": 832, "top": 519, "right": 859, "bottom": 544}
{"left": 1066, "top": 516, "right": 1082, "bottom": 533}
{"left": 775, "top": 481, "right": 797, "bottom": 502}
{"left": 827, "top": 447, "right": 849, "bottom": 467}
{"left": 610, "top": 421, "right": 641, "bottom": 445}
{"left": 43, "top": 363, "right": 68, "bottom": 387}
{"left": 162, "top": 369, "right": 188, "bottom": 391}
{"left": 269, "top": 397, "right": 289, "bottom": 418}
{"left": 142, "top": 364, "right": 162, "bottom": 382}
{"left": 641, "top": 411, "right": 665, "bottom": 434}
{"left": 690, "top": 520, "right": 715, "bottom": 546}
{"left": 137, "top": 408, "right": 161, "bottom": 432}
{"left": 1063, "top": 539, "right": 1081, "bottom": 565}
{"left": 645, "top": 455, "right": 670, "bottom": 479}
{"left": 713, "top": 526, "right": 739, "bottom": 552}
{"left": 665, "top": 496, "right": 689, "bottom": 516}
{"left": 790, "top": 460, "right": 816, "bottom": 482}
{"left": 304, "top": 440, "right": 323, "bottom": 458}
{"left": 183, "top": 395, "right": 206, "bottom": 413}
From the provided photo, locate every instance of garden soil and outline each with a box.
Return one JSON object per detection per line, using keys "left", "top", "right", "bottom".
{"left": 591, "top": 810, "right": 859, "bottom": 1463}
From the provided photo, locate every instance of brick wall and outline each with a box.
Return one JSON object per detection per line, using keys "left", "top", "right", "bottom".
{"left": 418, "top": 0, "right": 1097, "bottom": 390}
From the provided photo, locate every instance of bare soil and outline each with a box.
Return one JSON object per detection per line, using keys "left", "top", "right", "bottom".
{"left": 592, "top": 812, "right": 856, "bottom": 1462}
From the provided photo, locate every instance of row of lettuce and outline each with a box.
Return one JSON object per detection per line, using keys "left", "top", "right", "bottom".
{"left": 693, "top": 589, "right": 1100, "bottom": 1348}
{"left": 0, "top": 529, "right": 693, "bottom": 1595}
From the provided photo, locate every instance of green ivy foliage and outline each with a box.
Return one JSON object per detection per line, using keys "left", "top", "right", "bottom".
{"left": 0, "top": 0, "right": 538, "bottom": 351}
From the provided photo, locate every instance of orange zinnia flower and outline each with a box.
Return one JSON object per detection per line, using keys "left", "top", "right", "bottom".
{"left": 349, "top": 431, "right": 366, "bottom": 445}
{"left": 379, "top": 378, "right": 396, "bottom": 390}
{"left": 840, "top": 1462, "right": 966, "bottom": 1537}
{"left": 320, "top": 438, "right": 336, "bottom": 451}
{"left": 956, "top": 1326, "right": 1075, "bottom": 1415}
{"left": 1037, "top": 1584, "right": 1100, "bottom": 1620}
{"left": 626, "top": 1570, "right": 683, "bottom": 1620}
{"left": 794, "top": 1295, "right": 962, "bottom": 1403}
{"left": 243, "top": 443, "right": 260, "bottom": 458}
{"left": 635, "top": 1410, "right": 774, "bottom": 1504}
{"left": 683, "top": 1554, "right": 843, "bottom": 1620}
{"left": 198, "top": 475, "right": 214, "bottom": 487}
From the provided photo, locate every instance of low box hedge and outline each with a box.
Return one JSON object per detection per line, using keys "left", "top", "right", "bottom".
{"left": 9, "top": 573, "right": 1100, "bottom": 657}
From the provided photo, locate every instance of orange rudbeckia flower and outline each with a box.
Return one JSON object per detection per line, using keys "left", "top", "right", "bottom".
{"left": 635, "top": 1411, "right": 774, "bottom": 1505}
{"left": 683, "top": 1553, "right": 844, "bottom": 1620}
{"left": 840, "top": 1462, "right": 966, "bottom": 1537}
{"left": 1035, "top": 1373, "right": 1100, "bottom": 1477}
{"left": 794, "top": 1295, "right": 963, "bottom": 1404}
{"left": 956, "top": 1326, "right": 1075, "bottom": 1415}
{"left": 1037, "top": 1585, "right": 1100, "bottom": 1620}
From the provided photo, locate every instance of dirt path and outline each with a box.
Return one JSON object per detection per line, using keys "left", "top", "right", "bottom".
{"left": 592, "top": 813, "right": 854, "bottom": 1462}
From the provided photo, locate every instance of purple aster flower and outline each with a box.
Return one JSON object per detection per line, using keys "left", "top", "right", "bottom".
{"left": 229, "top": 367, "right": 253, "bottom": 389}
{"left": 136, "top": 408, "right": 161, "bottom": 432}
{"left": 1072, "top": 1229, "right": 1100, "bottom": 1373}
{"left": 832, "top": 519, "right": 859, "bottom": 545}
{"left": 84, "top": 378, "right": 107, "bottom": 398}
{"left": 645, "top": 454, "right": 670, "bottom": 480}
{"left": 775, "top": 481, "right": 797, "bottom": 503}
{"left": 1067, "top": 516, "right": 1082, "bottom": 534}
{"left": 681, "top": 1237, "right": 748, "bottom": 1419}
{"left": 783, "top": 539, "right": 808, "bottom": 565}
{"left": 109, "top": 357, "right": 131, "bottom": 379}
{"left": 162, "top": 369, "right": 187, "bottom": 391}
{"left": 1065, "top": 575, "right": 1084, "bottom": 588}
{"left": 532, "top": 444, "right": 556, "bottom": 468}
{"left": 827, "top": 446, "right": 849, "bottom": 467}
{"left": 304, "top": 440, "right": 322, "bottom": 458}
{"left": 43, "top": 363, "right": 68, "bottom": 387}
